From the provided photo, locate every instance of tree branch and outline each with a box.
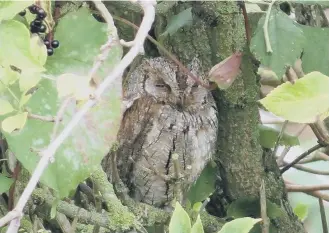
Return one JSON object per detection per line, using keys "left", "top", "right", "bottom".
{"left": 283, "top": 163, "right": 329, "bottom": 176}
{"left": 319, "top": 198, "right": 329, "bottom": 233}
{"left": 3, "top": 1, "right": 156, "bottom": 232}
{"left": 280, "top": 143, "right": 324, "bottom": 174}
{"left": 286, "top": 184, "right": 329, "bottom": 192}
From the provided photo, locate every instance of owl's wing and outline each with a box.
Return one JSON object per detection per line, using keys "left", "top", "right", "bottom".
{"left": 114, "top": 96, "right": 157, "bottom": 188}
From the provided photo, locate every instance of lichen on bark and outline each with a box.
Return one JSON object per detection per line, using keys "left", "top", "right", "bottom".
{"left": 153, "top": 1, "right": 305, "bottom": 232}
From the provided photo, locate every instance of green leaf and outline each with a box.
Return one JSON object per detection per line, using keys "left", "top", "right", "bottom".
{"left": 46, "top": 7, "right": 122, "bottom": 76}
{"left": 260, "top": 71, "right": 329, "bottom": 123}
{"left": 289, "top": 0, "right": 329, "bottom": 6}
{"left": 19, "top": 93, "right": 32, "bottom": 108}
{"left": 250, "top": 7, "right": 305, "bottom": 78}
{"left": 227, "top": 197, "right": 284, "bottom": 219}
{"left": 0, "top": 174, "right": 13, "bottom": 193}
{"left": 0, "top": 99, "right": 14, "bottom": 115}
{"left": 258, "top": 124, "right": 299, "bottom": 148}
{"left": 1, "top": 112, "right": 28, "bottom": 133}
{"left": 0, "top": 20, "right": 45, "bottom": 72}
{"left": 300, "top": 26, "right": 329, "bottom": 76}
{"left": 0, "top": 1, "right": 33, "bottom": 22}
{"left": 293, "top": 203, "right": 308, "bottom": 221}
{"left": 19, "top": 71, "right": 41, "bottom": 93}
{"left": 191, "top": 215, "right": 204, "bottom": 233}
{"left": 187, "top": 161, "right": 216, "bottom": 205}
{"left": 1, "top": 7, "right": 123, "bottom": 198}
{"left": 192, "top": 202, "right": 203, "bottom": 213}
{"left": 0, "top": 66, "right": 20, "bottom": 93}
{"left": 169, "top": 202, "right": 191, "bottom": 233}
{"left": 30, "top": 34, "right": 47, "bottom": 66}
{"left": 218, "top": 217, "right": 262, "bottom": 233}
{"left": 161, "top": 7, "right": 192, "bottom": 37}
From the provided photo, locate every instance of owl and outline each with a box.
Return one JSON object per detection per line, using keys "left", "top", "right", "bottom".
{"left": 104, "top": 57, "right": 218, "bottom": 208}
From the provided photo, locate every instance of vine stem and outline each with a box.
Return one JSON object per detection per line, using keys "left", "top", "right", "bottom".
{"left": 263, "top": 0, "right": 275, "bottom": 53}
{"left": 3, "top": 1, "right": 156, "bottom": 232}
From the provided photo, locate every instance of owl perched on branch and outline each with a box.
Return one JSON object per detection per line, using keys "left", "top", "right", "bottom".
{"left": 104, "top": 57, "right": 218, "bottom": 208}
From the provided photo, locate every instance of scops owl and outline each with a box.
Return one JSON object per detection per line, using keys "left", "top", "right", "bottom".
{"left": 106, "top": 57, "right": 218, "bottom": 208}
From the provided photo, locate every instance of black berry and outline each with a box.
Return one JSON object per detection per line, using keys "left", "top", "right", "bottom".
{"left": 28, "top": 5, "right": 39, "bottom": 14}
{"left": 39, "top": 24, "right": 46, "bottom": 33}
{"left": 44, "top": 39, "right": 50, "bottom": 48}
{"left": 51, "top": 40, "right": 60, "bottom": 49}
{"left": 19, "top": 10, "right": 26, "bottom": 17}
{"left": 31, "top": 20, "right": 42, "bottom": 27}
{"left": 36, "top": 9, "right": 47, "bottom": 20}
{"left": 47, "top": 48, "right": 54, "bottom": 56}
{"left": 30, "top": 26, "right": 40, "bottom": 33}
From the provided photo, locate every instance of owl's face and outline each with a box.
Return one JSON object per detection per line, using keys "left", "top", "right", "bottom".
{"left": 140, "top": 57, "right": 210, "bottom": 111}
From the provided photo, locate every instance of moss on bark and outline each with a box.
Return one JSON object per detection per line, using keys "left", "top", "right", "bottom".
{"left": 153, "top": 1, "right": 305, "bottom": 232}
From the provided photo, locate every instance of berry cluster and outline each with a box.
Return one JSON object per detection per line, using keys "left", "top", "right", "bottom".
{"left": 27, "top": 5, "right": 47, "bottom": 34}
{"left": 44, "top": 39, "right": 60, "bottom": 56}
{"left": 19, "top": 5, "right": 60, "bottom": 56}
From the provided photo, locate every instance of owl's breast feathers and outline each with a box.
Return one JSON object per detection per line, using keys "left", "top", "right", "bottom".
{"left": 105, "top": 57, "right": 218, "bottom": 208}
{"left": 115, "top": 96, "right": 218, "bottom": 208}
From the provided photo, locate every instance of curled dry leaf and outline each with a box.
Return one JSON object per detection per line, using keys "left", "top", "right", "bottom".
{"left": 208, "top": 51, "right": 242, "bottom": 90}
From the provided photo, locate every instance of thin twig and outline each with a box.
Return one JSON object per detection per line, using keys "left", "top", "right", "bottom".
{"left": 319, "top": 198, "right": 329, "bottom": 233}
{"left": 3, "top": 1, "right": 156, "bottom": 232}
{"left": 285, "top": 163, "right": 329, "bottom": 176}
{"left": 276, "top": 146, "right": 291, "bottom": 167}
{"left": 112, "top": 16, "right": 213, "bottom": 90}
{"left": 88, "top": 0, "right": 118, "bottom": 85}
{"left": 263, "top": 0, "right": 275, "bottom": 53}
{"left": 306, "top": 191, "right": 329, "bottom": 202}
{"left": 198, "top": 198, "right": 210, "bottom": 215}
{"left": 286, "top": 184, "right": 329, "bottom": 192}
{"left": 239, "top": 1, "right": 251, "bottom": 45}
{"left": 260, "top": 180, "right": 269, "bottom": 233}
{"left": 271, "top": 120, "right": 288, "bottom": 157}
{"left": 276, "top": 124, "right": 307, "bottom": 166}
{"left": 285, "top": 181, "right": 329, "bottom": 202}
{"left": 28, "top": 113, "right": 60, "bottom": 122}
{"left": 280, "top": 143, "right": 324, "bottom": 174}
{"left": 298, "top": 152, "right": 329, "bottom": 164}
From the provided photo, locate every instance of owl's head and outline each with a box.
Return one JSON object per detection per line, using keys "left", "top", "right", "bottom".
{"left": 126, "top": 57, "right": 211, "bottom": 111}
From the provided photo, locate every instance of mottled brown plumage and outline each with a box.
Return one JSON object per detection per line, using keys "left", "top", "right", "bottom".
{"left": 104, "top": 57, "right": 217, "bottom": 208}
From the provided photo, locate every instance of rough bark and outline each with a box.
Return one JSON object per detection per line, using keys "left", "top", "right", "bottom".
{"left": 153, "top": 2, "right": 305, "bottom": 232}
{"left": 102, "top": 1, "right": 306, "bottom": 232}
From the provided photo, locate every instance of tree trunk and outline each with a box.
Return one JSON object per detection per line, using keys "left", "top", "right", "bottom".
{"left": 105, "top": 1, "right": 306, "bottom": 232}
